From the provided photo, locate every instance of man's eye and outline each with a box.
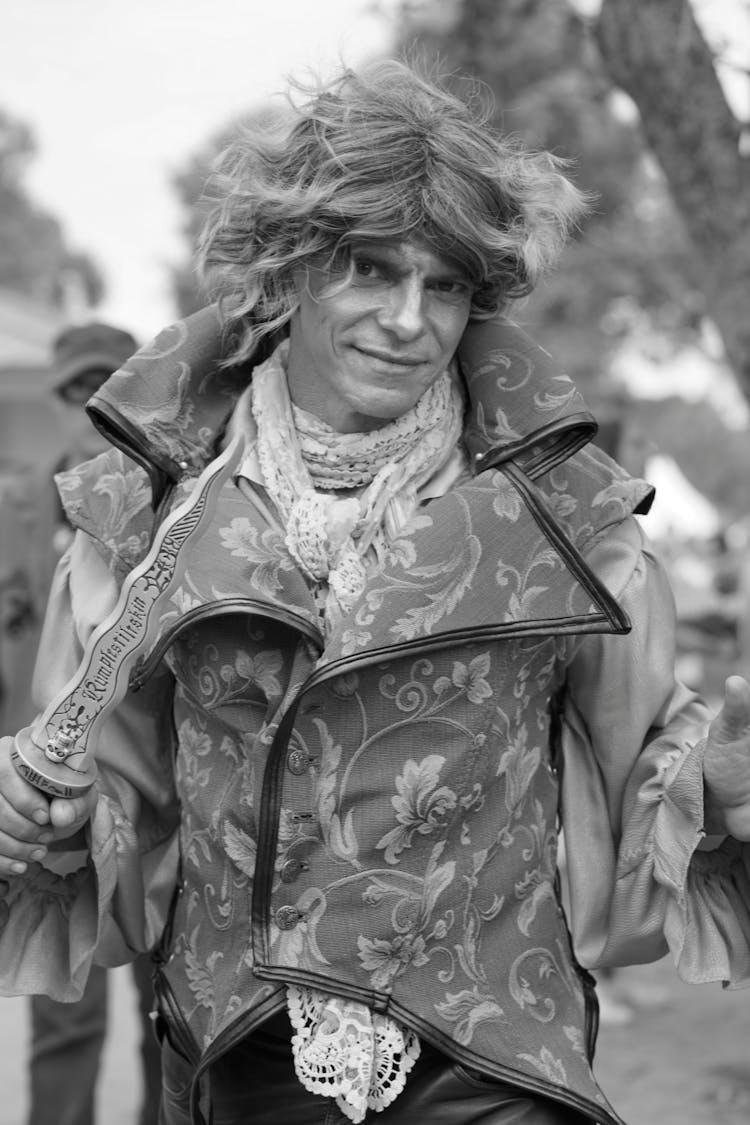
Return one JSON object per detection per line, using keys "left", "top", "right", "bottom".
{"left": 432, "top": 279, "right": 470, "bottom": 299}
{"left": 352, "top": 258, "right": 384, "bottom": 281}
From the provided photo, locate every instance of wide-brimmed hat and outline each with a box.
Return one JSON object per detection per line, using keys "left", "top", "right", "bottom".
{"left": 50, "top": 322, "right": 137, "bottom": 394}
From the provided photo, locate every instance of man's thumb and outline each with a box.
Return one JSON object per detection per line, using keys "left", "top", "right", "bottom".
{"left": 714, "top": 675, "right": 750, "bottom": 742}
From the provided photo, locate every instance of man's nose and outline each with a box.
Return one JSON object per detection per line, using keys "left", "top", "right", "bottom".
{"left": 377, "top": 277, "right": 425, "bottom": 340}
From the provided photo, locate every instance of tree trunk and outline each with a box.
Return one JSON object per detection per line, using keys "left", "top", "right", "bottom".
{"left": 594, "top": 0, "right": 750, "bottom": 400}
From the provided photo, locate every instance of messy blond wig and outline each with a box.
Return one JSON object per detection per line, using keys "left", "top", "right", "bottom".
{"left": 198, "top": 59, "right": 588, "bottom": 365}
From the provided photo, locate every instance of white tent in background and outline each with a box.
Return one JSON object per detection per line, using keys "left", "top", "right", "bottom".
{"left": 639, "top": 453, "right": 722, "bottom": 542}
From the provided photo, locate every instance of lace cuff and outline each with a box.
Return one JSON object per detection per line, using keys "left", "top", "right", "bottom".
{"left": 287, "top": 984, "right": 421, "bottom": 1123}
{"left": 0, "top": 859, "right": 97, "bottom": 1000}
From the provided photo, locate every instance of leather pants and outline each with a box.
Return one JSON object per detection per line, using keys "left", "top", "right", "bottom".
{"left": 158, "top": 1010, "right": 593, "bottom": 1125}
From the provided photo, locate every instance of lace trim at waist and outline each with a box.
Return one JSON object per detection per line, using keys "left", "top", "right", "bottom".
{"left": 287, "top": 984, "right": 421, "bottom": 1123}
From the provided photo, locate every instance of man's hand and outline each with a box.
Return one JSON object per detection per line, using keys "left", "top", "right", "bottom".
{"left": 0, "top": 735, "right": 96, "bottom": 875}
{"left": 703, "top": 676, "right": 750, "bottom": 841}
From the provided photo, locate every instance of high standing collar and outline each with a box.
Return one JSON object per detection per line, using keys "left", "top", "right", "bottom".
{"left": 457, "top": 318, "right": 597, "bottom": 479}
{"left": 87, "top": 306, "right": 598, "bottom": 502}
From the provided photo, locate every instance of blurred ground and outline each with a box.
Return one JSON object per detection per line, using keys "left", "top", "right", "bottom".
{"left": 594, "top": 958, "right": 750, "bottom": 1125}
{"left": 0, "top": 967, "right": 141, "bottom": 1125}
{"left": 0, "top": 956, "right": 748, "bottom": 1124}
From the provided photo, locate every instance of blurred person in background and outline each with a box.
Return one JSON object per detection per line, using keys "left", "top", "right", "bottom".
{"left": 20, "top": 324, "right": 162, "bottom": 1125}
{"left": 0, "top": 464, "right": 54, "bottom": 739}
{"left": 1, "top": 61, "right": 750, "bottom": 1125}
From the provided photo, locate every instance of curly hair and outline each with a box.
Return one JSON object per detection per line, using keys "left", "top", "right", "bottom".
{"left": 197, "top": 59, "right": 589, "bottom": 365}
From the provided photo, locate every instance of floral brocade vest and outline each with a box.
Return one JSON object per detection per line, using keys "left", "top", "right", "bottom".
{"left": 59, "top": 310, "right": 652, "bottom": 1124}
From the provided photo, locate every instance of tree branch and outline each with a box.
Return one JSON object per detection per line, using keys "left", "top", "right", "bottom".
{"left": 595, "top": 0, "right": 750, "bottom": 395}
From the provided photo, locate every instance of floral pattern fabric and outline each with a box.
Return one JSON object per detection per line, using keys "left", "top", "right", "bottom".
{"left": 129, "top": 435, "right": 645, "bottom": 1124}
{"left": 29, "top": 310, "right": 655, "bottom": 1125}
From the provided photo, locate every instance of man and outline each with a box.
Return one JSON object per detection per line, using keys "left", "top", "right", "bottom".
{"left": 22, "top": 323, "right": 162, "bottom": 1125}
{"left": 0, "top": 61, "right": 749, "bottom": 1125}
{"left": 0, "top": 464, "right": 52, "bottom": 738}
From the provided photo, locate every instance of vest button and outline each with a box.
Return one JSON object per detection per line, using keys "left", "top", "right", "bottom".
{"left": 287, "top": 749, "right": 312, "bottom": 775}
{"left": 280, "top": 858, "right": 303, "bottom": 884}
{"left": 275, "top": 905, "right": 301, "bottom": 930}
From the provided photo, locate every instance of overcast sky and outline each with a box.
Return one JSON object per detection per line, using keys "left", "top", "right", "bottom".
{"left": 1, "top": 0, "right": 748, "bottom": 344}
{"left": 0, "top": 0, "right": 398, "bottom": 339}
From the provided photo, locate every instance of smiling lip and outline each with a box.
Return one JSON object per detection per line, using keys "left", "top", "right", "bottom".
{"left": 355, "top": 346, "right": 424, "bottom": 367}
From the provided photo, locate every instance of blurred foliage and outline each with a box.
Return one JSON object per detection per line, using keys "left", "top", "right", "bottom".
{"left": 168, "top": 0, "right": 706, "bottom": 398}
{"left": 390, "top": 0, "right": 710, "bottom": 404}
{"left": 0, "top": 108, "right": 104, "bottom": 308}
{"left": 170, "top": 104, "right": 291, "bottom": 317}
{"left": 169, "top": 132, "right": 227, "bottom": 318}
{"left": 594, "top": 0, "right": 750, "bottom": 405}
{"left": 628, "top": 396, "right": 750, "bottom": 519}
{"left": 389, "top": 0, "right": 750, "bottom": 526}
{"left": 168, "top": 0, "right": 750, "bottom": 521}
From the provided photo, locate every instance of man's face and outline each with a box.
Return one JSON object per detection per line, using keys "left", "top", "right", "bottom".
{"left": 58, "top": 367, "right": 111, "bottom": 407}
{"left": 286, "top": 238, "right": 473, "bottom": 433}
{"left": 56, "top": 367, "right": 110, "bottom": 448}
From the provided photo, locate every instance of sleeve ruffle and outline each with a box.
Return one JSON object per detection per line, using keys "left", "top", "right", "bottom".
{"left": 0, "top": 532, "right": 180, "bottom": 999}
{"left": 0, "top": 864, "right": 98, "bottom": 1001}
{"left": 658, "top": 741, "right": 750, "bottom": 986}
{"left": 562, "top": 519, "right": 750, "bottom": 985}
{"left": 0, "top": 795, "right": 117, "bottom": 1001}
{"left": 0, "top": 785, "right": 179, "bottom": 1000}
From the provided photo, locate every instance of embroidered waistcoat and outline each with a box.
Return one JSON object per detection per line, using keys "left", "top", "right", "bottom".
{"left": 59, "top": 309, "right": 652, "bottom": 1123}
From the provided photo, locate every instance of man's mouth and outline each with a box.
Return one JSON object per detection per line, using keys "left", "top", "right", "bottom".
{"left": 354, "top": 346, "right": 424, "bottom": 367}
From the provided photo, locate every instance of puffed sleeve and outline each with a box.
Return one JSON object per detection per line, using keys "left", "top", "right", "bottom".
{"left": 560, "top": 516, "right": 750, "bottom": 985}
{"left": 0, "top": 531, "right": 180, "bottom": 1000}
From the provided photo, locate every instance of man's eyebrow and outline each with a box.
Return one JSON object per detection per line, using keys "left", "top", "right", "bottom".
{"left": 432, "top": 260, "right": 471, "bottom": 279}
{"left": 351, "top": 241, "right": 470, "bottom": 278}
{"left": 350, "top": 240, "right": 401, "bottom": 257}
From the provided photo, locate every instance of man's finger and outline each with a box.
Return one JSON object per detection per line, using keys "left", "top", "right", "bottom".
{"left": 0, "top": 791, "right": 49, "bottom": 844}
{"left": 48, "top": 792, "right": 95, "bottom": 834}
{"left": 713, "top": 675, "right": 750, "bottom": 742}
{"left": 0, "top": 737, "right": 51, "bottom": 827}
{"left": 0, "top": 828, "right": 51, "bottom": 875}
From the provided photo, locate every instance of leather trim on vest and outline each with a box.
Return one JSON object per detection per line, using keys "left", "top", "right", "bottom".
{"left": 83, "top": 308, "right": 615, "bottom": 516}
{"left": 85, "top": 307, "right": 278, "bottom": 507}
{"left": 474, "top": 412, "right": 598, "bottom": 479}
{"left": 128, "top": 599, "right": 324, "bottom": 692}
{"left": 500, "top": 461, "right": 630, "bottom": 631}
{"left": 187, "top": 994, "right": 291, "bottom": 1125}
{"left": 183, "top": 965, "right": 623, "bottom": 1125}
{"left": 121, "top": 450, "right": 636, "bottom": 698}
{"left": 93, "top": 401, "right": 647, "bottom": 708}
{"left": 88, "top": 397, "right": 175, "bottom": 509}
{"left": 153, "top": 969, "right": 202, "bottom": 1067}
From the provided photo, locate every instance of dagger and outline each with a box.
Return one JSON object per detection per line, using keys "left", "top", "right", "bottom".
{"left": 11, "top": 437, "right": 243, "bottom": 799}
